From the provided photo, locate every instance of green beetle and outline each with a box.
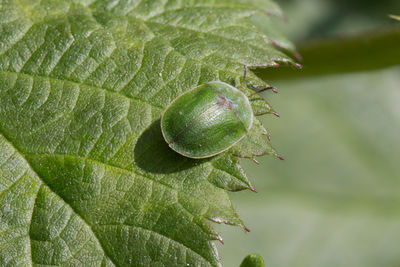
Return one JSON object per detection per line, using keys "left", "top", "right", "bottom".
{"left": 161, "top": 73, "right": 276, "bottom": 159}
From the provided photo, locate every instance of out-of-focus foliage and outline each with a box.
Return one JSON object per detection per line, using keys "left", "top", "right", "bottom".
{"left": 256, "top": 26, "right": 400, "bottom": 79}
{"left": 277, "top": 0, "right": 400, "bottom": 41}
{"left": 220, "top": 66, "right": 400, "bottom": 267}
{"left": 221, "top": 2, "right": 400, "bottom": 265}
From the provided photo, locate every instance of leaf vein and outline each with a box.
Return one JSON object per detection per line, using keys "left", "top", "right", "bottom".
{"left": 0, "top": 130, "right": 118, "bottom": 266}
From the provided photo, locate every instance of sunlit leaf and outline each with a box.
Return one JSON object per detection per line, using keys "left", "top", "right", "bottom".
{"left": 0, "top": 0, "right": 293, "bottom": 265}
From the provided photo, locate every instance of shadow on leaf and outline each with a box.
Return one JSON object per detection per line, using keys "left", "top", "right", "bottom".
{"left": 134, "top": 119, "right": 205, "bottom": 174}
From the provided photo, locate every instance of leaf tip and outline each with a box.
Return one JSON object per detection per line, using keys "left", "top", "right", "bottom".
{"left": 272, "top": 62, "right": 281, "bottom": 67}
{"left": 250, "top": 187, "right": 258, "bottom": 193}
{"left": 294, "top": 62, "right": 303, "bottom": 69}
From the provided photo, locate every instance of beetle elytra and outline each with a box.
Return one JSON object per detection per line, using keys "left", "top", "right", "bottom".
{"left": 161, "top": 81, "right": 254, "bottom": 159}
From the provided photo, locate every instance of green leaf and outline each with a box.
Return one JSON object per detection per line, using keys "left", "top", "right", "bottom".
{"left": 0, "top": 0, "right": 293, "bottom": 266}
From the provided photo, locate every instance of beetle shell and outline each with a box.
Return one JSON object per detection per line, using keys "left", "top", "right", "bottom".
{"left": 161, "top": 81, "right": 253, "bottom": 158}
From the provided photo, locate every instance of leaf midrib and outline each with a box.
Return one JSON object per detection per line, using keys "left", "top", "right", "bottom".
{"left": 0, "top": 129, "right": 215, "bottom": 266}
{"left": 0, "top": 70, "right": 245, "bottom": 197}
{"left": 0, "top": 131, "right": 118, "bottom": 266}
{"left": 1, "top": 70, "right": 162, "bottom": 109}
{"left": 0, "top": 69, "right": 248, "bottom": 211}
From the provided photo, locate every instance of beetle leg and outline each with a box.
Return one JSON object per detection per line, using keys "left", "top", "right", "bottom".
{"left": 257, "top": 86, "right": 277, "bottom": 95}
{"left": 242, "top": 65, "right": 247, "bottom": 88}
{"left": 249, "top": 86, "right": 278, "bottom": 97}
{"left": 263, "top": 86, "right": 278, "bottom": 94}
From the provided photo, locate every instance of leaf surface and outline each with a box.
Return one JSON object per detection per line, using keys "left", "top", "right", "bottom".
{"left": 0, "top": 0, "right": 293, "bottom": 266}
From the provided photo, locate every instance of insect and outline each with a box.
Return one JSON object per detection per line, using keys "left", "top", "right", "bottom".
{"left": 161, "top": 66, "right": 276, "bottom": 159}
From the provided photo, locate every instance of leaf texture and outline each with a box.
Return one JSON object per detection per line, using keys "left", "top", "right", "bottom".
{"left": 0, "top": 0, "right": 293, "bottom": 266}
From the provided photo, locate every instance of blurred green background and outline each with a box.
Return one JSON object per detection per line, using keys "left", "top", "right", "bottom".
{"left": 218, "top": 0, "right": 400, "bottom": 266}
